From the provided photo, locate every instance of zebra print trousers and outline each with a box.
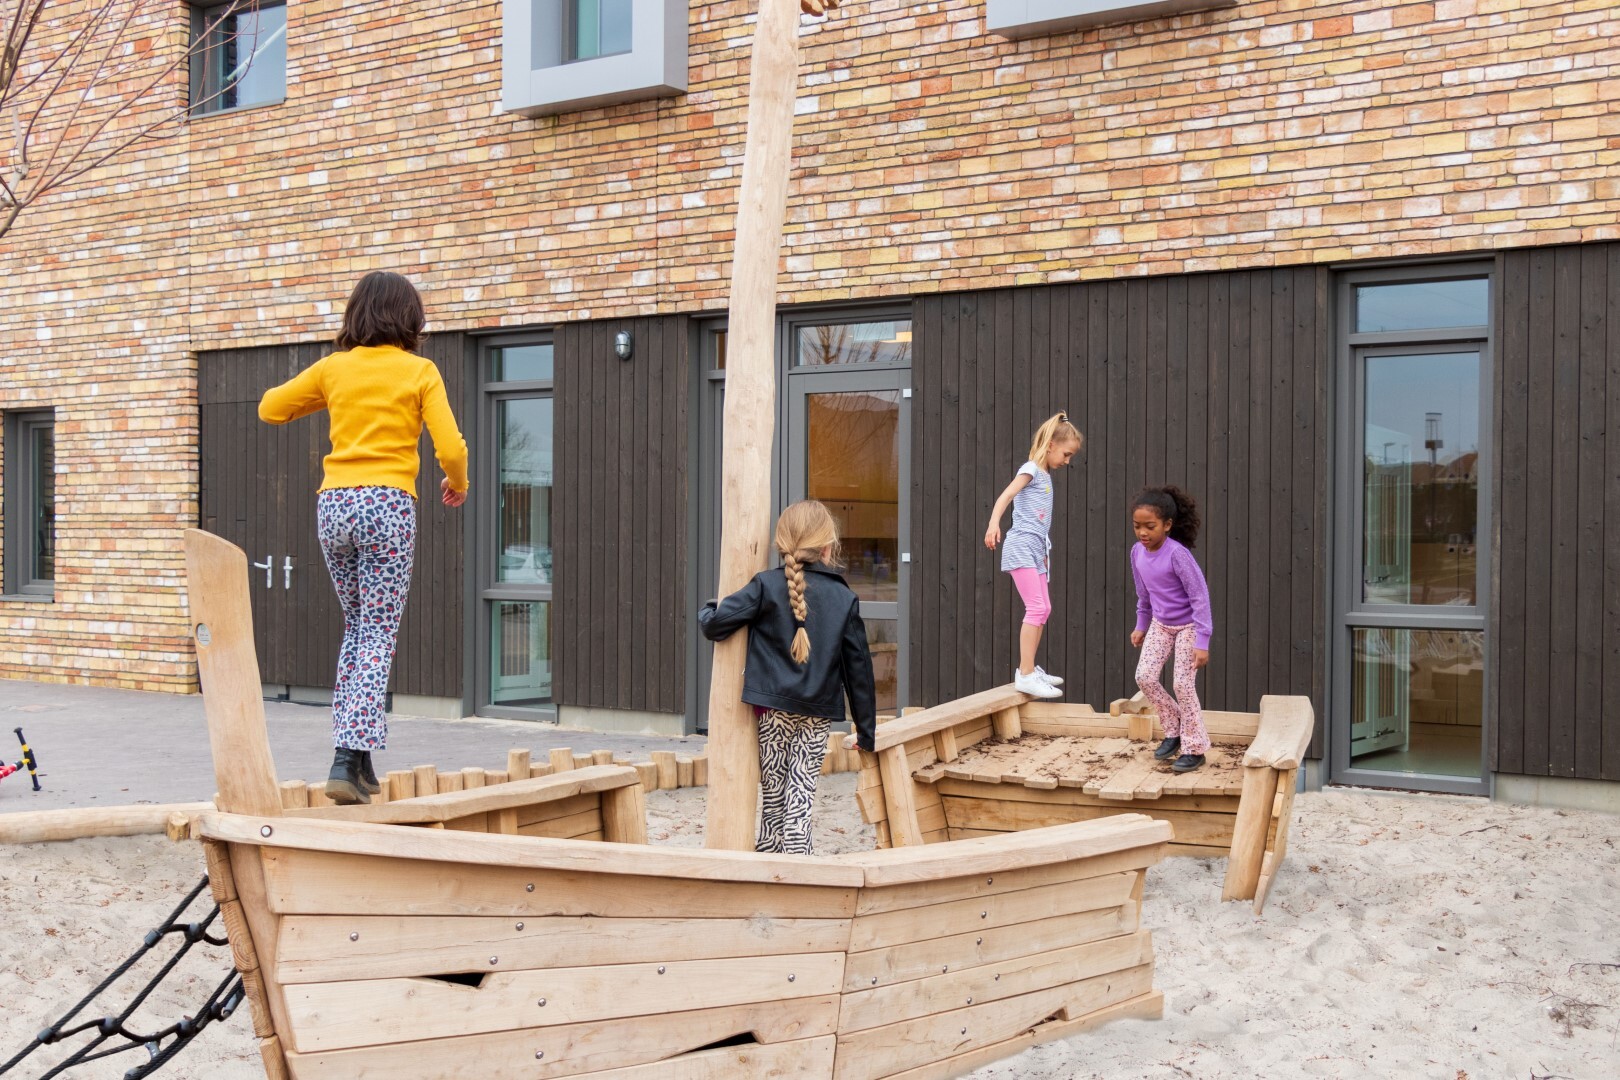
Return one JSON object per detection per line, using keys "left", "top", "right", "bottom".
{"left": 755, "top": 709, "right": 831, "bottom": 855}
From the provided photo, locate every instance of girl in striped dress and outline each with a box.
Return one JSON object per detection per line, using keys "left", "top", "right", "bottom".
{"left": 984, "top": 412, "right": 1084, "bottom": 699}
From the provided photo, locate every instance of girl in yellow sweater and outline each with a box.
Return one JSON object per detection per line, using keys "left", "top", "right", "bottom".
{"left": 259, "top": 272, "right": 469, "bottom": 804}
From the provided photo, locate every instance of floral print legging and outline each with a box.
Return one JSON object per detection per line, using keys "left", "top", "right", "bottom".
{"left": 317, "top": 486, "right": 417, "bottom": 751}
{"left": 1135, "top": 620, "right": 1209, "bottom": 755}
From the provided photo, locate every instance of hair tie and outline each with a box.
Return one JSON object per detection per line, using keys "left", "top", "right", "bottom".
{"left": 1058, "top": 411, "right": 1068, "bottom": 424}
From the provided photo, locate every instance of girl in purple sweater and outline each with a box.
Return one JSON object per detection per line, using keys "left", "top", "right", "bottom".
{"left": 1130, "top": 486, "right": 1214, "bottom": 772}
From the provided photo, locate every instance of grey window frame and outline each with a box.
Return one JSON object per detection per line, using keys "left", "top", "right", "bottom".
{"left": 501, "top": 0, "right": 686, "bottom": 117}
{"left": 474, "top": 333, "right": 558, "bottom": 722}
{"left": 3, "top": 409, "right": 56, "bottom": 600}
{"left": 985, "top": 0, "right": 1238, "bottom": 38}
{"left": 189, "top": 0, "right": 288, "bottom": 117}
{"left": 1329, "top": 261, "right": 1495, "bottom": 796}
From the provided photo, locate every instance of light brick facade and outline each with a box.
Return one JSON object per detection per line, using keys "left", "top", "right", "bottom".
{"left": 0, "top": 0, "right": 1615, "bottom": 689}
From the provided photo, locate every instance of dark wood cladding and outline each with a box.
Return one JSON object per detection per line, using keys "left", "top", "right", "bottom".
{"left": 911, "top": 269, "right": 1329, "bottom": 749}
{"left": 553, "top": 316, "right": 689, "bottom": 715}
{"left": 1495, "top": 243, "right": 1619, "bottom": 782}
{"left": 198, "top": 334, "right": 468, "bottom": 698}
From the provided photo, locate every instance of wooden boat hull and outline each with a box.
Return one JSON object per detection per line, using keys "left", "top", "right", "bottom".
{"left": 200, "top": 809, "right": 1170, "bottom": 1080}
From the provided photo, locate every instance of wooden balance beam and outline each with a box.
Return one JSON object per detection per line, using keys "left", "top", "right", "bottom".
{"left": 856, "top": 688, "right": 1313, "bottom": 914}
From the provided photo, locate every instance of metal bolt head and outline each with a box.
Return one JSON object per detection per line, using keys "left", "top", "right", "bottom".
{"left": 961, "top": 1027, "right": 968, "bottom": 1035}
{"left": 490, "top": 956, "right": 499, "bottom": 966}
{"left": 515, "top": 922, "right": 525, "bottom": 931}
{"left": 981, "top": 910, "right": 988, "bottom": 919}
{"left": 995, "top": 974, "right": 1001, "bottom": 981}
{"left": 941, "top": 965, "right": 948, "bottom": 973}
{"left": 986, "top": 877, "right": 993, "bottom": 884}
{"left": 349, "top": 932, "right": 359, "bottom": 942}
{"left": 967, "top": 997, "right": 973, "bottom": 1004}
{"left": 526, "top": 883, "right": 535, "bottom": 892}
{"left": 537, "top": 998, "right": 546, "bottom": 1007}
{"left": 535, "top": 1050, "right": 544, "bottom": 1060}
{"left": 871, "top": 976, "right": 878, "bottom": 985}
{"left": 657, "top": 965, "right": 666, "bottom": 974}
{"left": 788, "top": 974, "right": 796, "bottom": 983}
{"left": 976, "top": 937, "right": 983, "bottom": 946}
{"left": 259, "top": 825, "right": 273, "bottom": 838}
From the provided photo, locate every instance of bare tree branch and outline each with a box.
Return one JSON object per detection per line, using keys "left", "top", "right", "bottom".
{"left": 0, "top": 0, "right": 263, "bottom": 242}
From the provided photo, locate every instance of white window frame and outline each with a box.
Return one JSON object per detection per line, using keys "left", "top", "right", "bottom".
{"left": 501, "top": 0, "right": 686, "bottom": 117}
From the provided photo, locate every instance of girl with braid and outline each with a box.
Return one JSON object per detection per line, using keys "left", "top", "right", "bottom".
{"left": 700, "top": 500, "right": 877, "bottom": 854}
{"left": 1130, "top": 486, "right": 1214, "bottom": 773}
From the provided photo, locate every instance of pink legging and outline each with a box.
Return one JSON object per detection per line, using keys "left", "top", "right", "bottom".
{"left": 1009, "top": 568, "right": 1051, "bottom": 626}
{"left": 1135, "top": 620, "right": 1209, "bottom": 754}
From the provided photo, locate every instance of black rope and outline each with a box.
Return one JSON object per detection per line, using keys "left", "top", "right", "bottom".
{"left": 0, "top": 874, "right": 245, "bottom": 1079}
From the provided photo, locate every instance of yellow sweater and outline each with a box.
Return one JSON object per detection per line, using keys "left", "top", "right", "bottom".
{"left": 258, "top": 345, "right": 469, "bottom": 498}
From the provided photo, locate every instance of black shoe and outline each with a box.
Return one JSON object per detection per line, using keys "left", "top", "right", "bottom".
{"left": 358, "top": 751, "right": 381, "bottom": 796}
{"left": 1153, "top": 737, "right": 1182, "bottom": 761}
{"left": 326, "top": 748, "right": 371, "bottom": 805}
{"left": 1170, "top": 753, "right": 1206, "bottom": 773}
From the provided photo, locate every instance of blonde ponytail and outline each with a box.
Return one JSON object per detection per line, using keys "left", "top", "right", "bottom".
{"left": 773, "top": 500, "right": 843, "bottom": 666}
{"left": 1027, "top": 411, "right": 1083, "bottom": 467}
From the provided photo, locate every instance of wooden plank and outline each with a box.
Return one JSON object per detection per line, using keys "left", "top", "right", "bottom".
{"left": 289, "top": 766, "right": 636, "bottom": 824}
{"left": 991, "top": 705, "right": 1022, "bottom": 741}
{"left": 601, "top": 781, "right": 648, "bottom": 844}
{"left": 516, "top": 792, "right": 600, "bottom": 828}
{"left": 848, "top": 873, "right": 1136, "bottom": 951}
{"left": 1221, "top": 765, "right": 1279, "bottom": 901}
{"left": 1096, "top": 755, "right": 1162, "bottom": 801}
{"left": 276, "top": 914, "right": 853, "bottom": 984}
{"left": 1243, "top": 696, "right": 1314, "bottom": 769}
{"left": 877, "top": 745, "right": 925, "bottom": 847}
{"left": 936, "top": 777, "right": 1240, "bottom": 814}
{"left": 839, "top": 931, "right": 1153, "bottom": 1033}
{"left": 844, "top": 901, "right": 1137, "bottom": 991}
{"left": 519, "top": 807, "right": 602, "bottom": 840}
{"left": 854, "top": 845, "right": 1163, "bottom": 916}
{"left": 931, "top": 726, "right": 959, "bottom": 764}
{"left": 882, "top": 992, "right": 1163, "bottom": 1080}
{"left": 1017, "top": 721, "right": 1133, "bottom": 739}
{"left": 182, "top": 531, "right": 283, "bottom": 818}
{"left": 941, "top": 796, "right": 1235, "bottom": 849}
{"left": 843, "top": 814, "right": 1170, "bottom": 887}
{"left": 831, "top": 963, "right": 1156, "bottom": 1080}
{"left": 871, "top": 685, "right": 1026, "bottom": 751}
{"left": 282, "top": 995, "right": 841, "bottom": 1080}
{"left": 0, "top": 801, "right": 217, "bottom": 844}
{"left": 572, "top": 1036, "right": 835, "bottom": 1079}
{"left": 284, "top": 951, "right": 846, "bottom": 1051}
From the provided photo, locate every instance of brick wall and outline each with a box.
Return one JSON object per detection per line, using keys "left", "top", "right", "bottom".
{"left": 0, "top": 0, "right": 1615, "bottom": 688}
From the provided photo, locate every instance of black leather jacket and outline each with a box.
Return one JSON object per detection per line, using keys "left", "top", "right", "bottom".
{"left": 699, "top": 565, "right": 877, "bottom": 752}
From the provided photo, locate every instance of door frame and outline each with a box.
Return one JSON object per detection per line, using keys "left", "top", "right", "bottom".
{"left": 1328, "top": 264, "right": 1494, "bottom": 795}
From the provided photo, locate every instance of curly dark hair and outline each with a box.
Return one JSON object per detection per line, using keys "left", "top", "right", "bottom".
{"left": 1132, "top": 485, "right": 1201, "bottom": 548}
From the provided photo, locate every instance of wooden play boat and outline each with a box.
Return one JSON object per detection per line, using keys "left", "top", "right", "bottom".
{"left": 854, "top": 686, "right": 1314, "bottom": 913}
{"left": 184, "top": 531, "right": 1172, "bottom": 1079}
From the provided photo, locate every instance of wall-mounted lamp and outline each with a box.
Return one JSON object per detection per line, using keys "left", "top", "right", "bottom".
{"left": 614, "top": 330, "right": 634, "bottom": 361}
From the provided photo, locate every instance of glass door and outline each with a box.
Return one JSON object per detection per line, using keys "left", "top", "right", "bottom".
{"left": 1333, "top": 271, "right": 1491, "bottom": 793}
{"left": 477, "top": 340, "right": 556, "bottom": 718}
{"left": 787, "top": 362, "right": 910, "bottom": 715}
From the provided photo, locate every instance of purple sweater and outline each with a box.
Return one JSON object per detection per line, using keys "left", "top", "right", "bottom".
{"left": 1131, "top": 537, "right": 1214, "bottom": 649}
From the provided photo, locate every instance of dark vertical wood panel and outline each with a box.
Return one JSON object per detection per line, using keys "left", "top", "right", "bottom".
{"left": 1494, "top": 251, "right": 1529, "bottom": 775}
{"left": 1546, "top": 250, "right": 1580, "bottom": 775}
{"left": 1607, "top": 245, "right": 1620, "bottom": 781}
{"left": 979, "top": 293, "right": 1003, "bottom": 687}
{"left": 1269, "top": 270, "right": 1294, "bottom": 694}
{"left": 1296, "top": 272, "right": 1324, "bottom": 756}
{"left": 1245, "top": 273, "right": 1271, "bottom": 708}
{"left": 1084, "top": 284, "right": 1109, "bottom": 712}
{"left": 934, "top": 295, "right": 960, "bottom": 706}
{"left": 1225, "top": 274, "right": 1251, "bottom": 708}
{"left": 1574, "top": 246, "right": 1606, "bottom": 778}
{"left": 1105, "top": 281, "right": 1130, "bottom": 696}
{"left": 1203, "top": 277, "right": 1229, "bottom": 710}
{"left": 1521, "top": 251, "right": 1555, "bottom": 774}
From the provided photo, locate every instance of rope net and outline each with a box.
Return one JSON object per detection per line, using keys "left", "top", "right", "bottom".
{"left": 0, "top": 875, "right": 244, "bottom": 1079}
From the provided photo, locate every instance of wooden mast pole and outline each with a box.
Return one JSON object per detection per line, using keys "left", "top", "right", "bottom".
{"left": 705, "top": 0, "right": 833, "bottom": 850}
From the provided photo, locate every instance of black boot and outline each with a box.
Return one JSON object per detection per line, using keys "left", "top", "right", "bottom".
{"left": 358, "top": 751, "right": 381, "bottom": 796}
{"left": 327, "top": 748, "right": 371, "bottom": 805}
{"left": 1153, "top": 737, "right": 1181, "bottom": 761}
{"left": 1170, "top": 753, "right": 1206, "bottom": 773}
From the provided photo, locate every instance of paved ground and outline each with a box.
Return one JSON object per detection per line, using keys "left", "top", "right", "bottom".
{"left": 0, "top": 678, "right": 705, "bottom": 813}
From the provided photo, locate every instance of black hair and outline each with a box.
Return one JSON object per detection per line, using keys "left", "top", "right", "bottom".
{"left": 336, "top": 271, "right": 425, "bottom": 352}
{"left": 1132, "top": 485, "right": 1201, "bottom": 548}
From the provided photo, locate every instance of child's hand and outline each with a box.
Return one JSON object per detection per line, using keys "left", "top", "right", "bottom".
{"left": 842, "top": 734, "right": 859, "bottom": 751}
{"left": 984, "top": 524, "right": 1001, "bottom": 550}
{"left": 1130, "top": 630, "right": 1145, "bottom": 648}
{"left": 1193, "top": 648, "right": 1209, "bottom": 669}
{"left": 441, "top": 478, "right": 467, "bottom": 507}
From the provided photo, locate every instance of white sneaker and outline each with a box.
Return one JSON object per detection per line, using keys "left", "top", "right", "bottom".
{"left": 1014, "top": 668, "right": 1061, "bottom": 699}
{"left": 1034, "top": 666, "right": 1063, "bottom": 686}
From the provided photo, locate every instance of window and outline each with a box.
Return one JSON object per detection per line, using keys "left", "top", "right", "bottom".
{"left": 3, "top": 410, "right": 56, "bottom": 598}
{"left": 502, "top": 0, "right": 685, "bottom": 116}
{"left": 478, "top": 340, "right": 555, "bottom": 715}
{"left": 986, "top": 0, "right": 1237, "bottom": 38}
{"left": 191, "top": 1, "right": 287, "bottom": 115}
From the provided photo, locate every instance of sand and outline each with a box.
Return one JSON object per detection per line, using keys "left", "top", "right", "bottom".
{"left": 3, "top": 778, "right": 1616, "bottom": 1079}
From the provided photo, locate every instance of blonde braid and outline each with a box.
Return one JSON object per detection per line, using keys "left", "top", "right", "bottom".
{"left": 784, "top": 552, "right": 812, "bottom": 664}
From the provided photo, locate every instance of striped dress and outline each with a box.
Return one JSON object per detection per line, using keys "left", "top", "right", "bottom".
{"left": 999, "top": 461, "right": 1053, "bottom": 577}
